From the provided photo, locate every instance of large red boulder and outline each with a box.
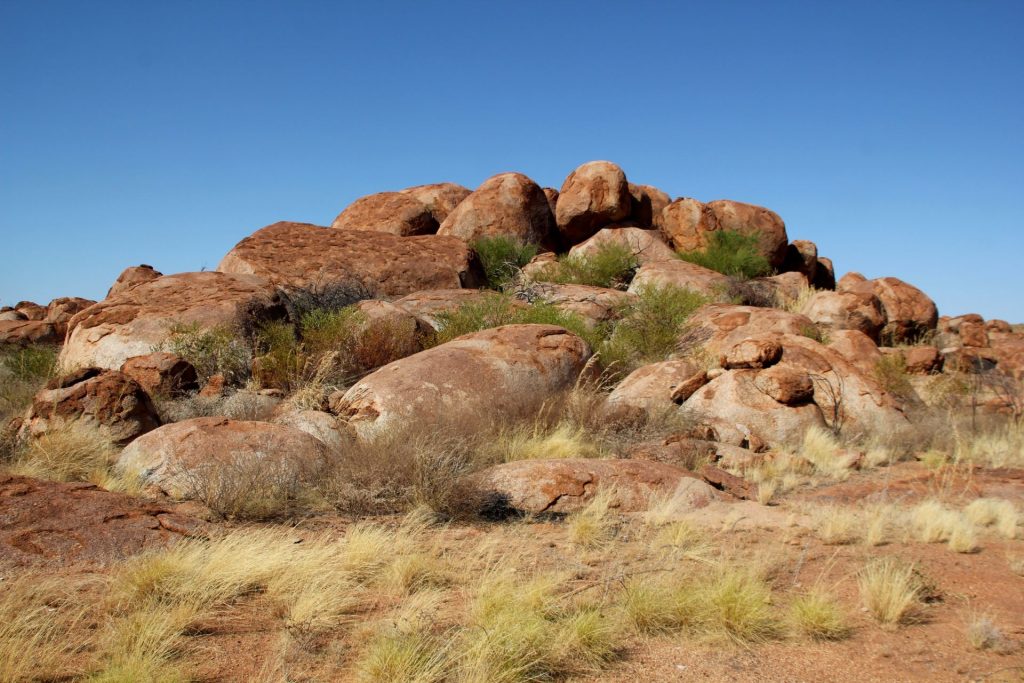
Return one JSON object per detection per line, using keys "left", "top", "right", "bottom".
{"left": 402, "top": 182, "right": 471, "bottom": 225}
{"left": 331, "top": 324, "right": 592, "bottom": 439}
{"left": 802, "top": 289, "right": 886, "bottom": 341}
{"left": 331, "top": 191, "right": 438, "bottom": 236}
{"left": 628, "top": 183, "right": 672, "bottom": 228}
{"left": 657, "top": 198, "right": 789, "bottom": 268}
{"left": 120, "top": 352, "right": 199, "bottom": 397}
{"left": 627, "top": 259, "right": 730, "bottom": 298}
{"left": 18, "top": 368, "right": 161, "bottom": 445}
{"left": 871, "top": 277, "right": 939, "bottom": 343}
{"left": 457, "top": 458, "right": 722, "bottom": 516}
{"left": 568, "top": 226, "right": 677, "bottom": 265}
{"left": 217, "top": 221, "right": 484, "bottom": 294}
{"left": 555, "top": 161, "right": 632, "bottom": 244}
{"left": 437, "top": 172, "right": 555, "bottom": 247}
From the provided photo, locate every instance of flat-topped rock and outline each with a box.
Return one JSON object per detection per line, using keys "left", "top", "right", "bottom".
{"left": 218, "top": 221, "right": 484, "bottom": 295}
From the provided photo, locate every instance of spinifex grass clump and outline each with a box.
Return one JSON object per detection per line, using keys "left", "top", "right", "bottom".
{"left": 472, "top": 235, "right": 538, "bottom": 290}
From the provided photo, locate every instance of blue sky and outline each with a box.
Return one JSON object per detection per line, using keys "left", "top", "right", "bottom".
{"left": 1, "top": 1, "right": 1021, "bottom": 320}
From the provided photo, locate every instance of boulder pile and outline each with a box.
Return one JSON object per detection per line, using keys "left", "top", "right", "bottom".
{"left": 4, "top": 159, "right": 1021, "bottom": 517}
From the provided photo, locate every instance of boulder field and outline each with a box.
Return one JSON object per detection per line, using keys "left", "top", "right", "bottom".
{"left": 4, "top": 159, "right": 1022, "bottom": 519}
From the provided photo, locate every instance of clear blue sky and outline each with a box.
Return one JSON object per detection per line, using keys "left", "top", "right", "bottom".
{"left": 2, "top": 1, "right": 1021, "bottom": 320}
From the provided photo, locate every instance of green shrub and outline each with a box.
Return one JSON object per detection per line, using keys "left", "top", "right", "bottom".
{"left": 1, "top": 346, "right": 58, "bottom": 438}
{"left": 162, "top": 324, "right": 252, "bottom": 386}
{"left": 253, "top": 306, "right": 421, "bottom": 391}
{"left": 472, "top": 236, "right": 538, "bottom": 290}
{"left": 429, "top": 294, "right": 603, "bottom": 350}
{"left": 679, "top": 230, "right": 771, "bottom": 279}
{"left": 533, "top": 242, "right": 638, "bottom": 290}
{"left": 1, "top": 345, "right": 57, "bottom": 382}
{"left": 600, "top": 284, "right": 708, "bottom": 374}
{"left": 799, "top": 323, "right": 830, "bottom": 345}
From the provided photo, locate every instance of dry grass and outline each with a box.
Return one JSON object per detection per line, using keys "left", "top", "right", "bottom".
{"left": 964, "top": 611, "right": 1006, "bottom": 652}
{"left": 486, "top": 421, "right": 605, "bottom": 462}
{"left": 787, "top": 587, "right": 850, "bottom": 641}
{"left": 812, "top": 506, "right": 861, "bottom": 545}
{"left": 964, "top": 498, "right": 1020, "bottom": 539}
{"left": 0, "top": 573, "right": 89, "bottom": 682}
{"left": 954, "top": 423, "right": 1024, "bottom": 469}
{"left": 619, "top": 574, "right": 693, "bottom": 634}
{"left": 691, "top": 565, "right": 778, "bottom": 644}
{"left": 568, "top": 488, "right": 617, "bottom": 549}
{"left": 858, "top": 557, "right": 922, "bottom": 627}
{"left": 775, "top": 283, "right": 817, "bottom": 315}
{"left": 798, "top": 426, "right": 850, "bottom": 480}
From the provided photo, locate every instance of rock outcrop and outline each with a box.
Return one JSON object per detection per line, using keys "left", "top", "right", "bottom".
{"left": 120, "top": 352, "right": 199, "bottom": 397}
{"left": 108, "top": 265, "right": 162, "bottom": 297}
{"left": 567, "top": 226, "right": 677, "bottom": 265}
{"left": 331, "top": 191, "right": 439, "bottom": 236}
{"left": 627, "top": 259, "right": 730, "bottom": 297}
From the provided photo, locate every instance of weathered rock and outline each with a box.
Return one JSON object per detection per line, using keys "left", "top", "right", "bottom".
{"left": 826, "top": 329, "right": 883, "bottom": 375}
{"left": 722, "top": 337, "right": 783, "bottom": 369}
{"left": 437, "top": 172, "right": 555, "bottom": 247}
{"left": 45, "top": 297, "right": 96, "bottom": 326}
{"left": 332, "top": 325, "right": 591, "bottom": 439}
{"left": 685, "top": 369, "right": 826, "bottom": 446}
{"left": 272, "top": 409, "right": 346, "bottom": 451}
{"left": 987, "top": 319, "right": 1012, "bottom": 334}
{"left": 393, "top": 289, "right": 507, "bottom": 330}
{"left": 60, "top": 271, "right": 281, "bottom": 371}
{"left": 0, "top": 474, "right": 205, "bottom": 567}
{"left": 761, "top": 271, "right": 809, "bottom": 305}
{"left": 120, "top": 352, "right": 199, "bottom": 397}
{"left": 0, "top": 308, "right": 23, "bottom": 322}
{"left": 898, "top": 345, "right": 942, "bottom": 375}
{"left": 457, "top": 458, "right": 721, "bottom": 515}
{"left": 754, "top": 365, "right": 814, "bottom": 405}
{"left": 116, "top": 417, "right": 330, "bottom": 500}
{"left": 568, "top": 226, "right": 677, "bottom": 265}
{"left": 108, "top": 264, "right": 163, "bottom": 297}
{"left": 542, "top": 187, "right": 559, "bottom": 215}
{"left": 628, "top": 183, "right": 672, "bottom": 228}
{"left": 684, "top": 304, "right": 816, "bottom": 356}
{"left": 627, "top": 259, "right": 730, "bottom": 298}
{"left": 802, "top": 289, "right": 886, "bottom": 341}
{"left": 15, "top": 301, "right": 46, "bottom": 321}
{"left": 528, "top": 283, "right": 634, "bottom": 327}
{"left": 871, "top": 277, "right": 938, "bottom": 343}
{"left": 658, "top": 198, "right": 789, "bottom": 268}
{"left": 401, "top": 182, "right": 471, "bottom": 225}
{"left": 782, "top": 240, "right": 818, "bottom": 281}
{"left": 331, "top": 191, "right": 438, "bottom": 236}
{"left": 555, "top": 161, "right": 632, "bottom": 245}
{"left": 0, "top": 320, "right": 62, "bottom": 346}
{"left": 520, "top": 252, "right": 559, "bottom": 280}
{"left": 813, "top": 256, "right": 836, "bottom": 290}
{"left": 218, "top": 221, "right": 484, "bottom": 294}
{"left": 606, "top": 359, "right": 708, "bottom": 413}
{"left": 960, "top": 320, "right": 989, "bottom": 348}
{"left": 19, "top": 368, "right": 160, "bottom": 445}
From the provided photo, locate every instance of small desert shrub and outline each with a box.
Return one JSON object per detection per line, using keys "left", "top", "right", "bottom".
{"left": 0, "top": 345, "right": 57, "bottom": 438}
{"left": 799, "top": 322, "right": 830, "bottom": 345}
{"left": 533, "top": 242, "right": 639, "bottom": 290}
{"left": 678, "top": 230, "right": 771, "bottom": 279}
{"left": 277, "top": 279, "right": 375, "bottom": 322}
{"left": 788, "top": 588, "right": 850, "bottom": 641}
{"left": 874, "top": 354, "right": 914, "bottom": 400}
{"left": 601, "top": 283, "right": 707, "bottom": 373}
{"left": 777, "top": 283, "right": 816, "bottom": 315}
{"left": 858, "top": 557, "right": 922, "bottom": 627}
{"left": 254, "top": 305, "right": 420, "bottom": 391}
{"left": 720, "top": 277, "right": 778, "bottom": 308}
{"left": 163, "top": 323, "right": 251, "bottom": 385}
{"left": 473, "top": 235, "right": 538, "bottom": 290}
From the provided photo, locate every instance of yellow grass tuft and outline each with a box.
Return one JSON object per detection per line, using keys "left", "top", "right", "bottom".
{"left": 0, "top": 574, "right": 88, "bottom": 682}
{"left": 964, "top": 498, "right": 1020, "bottom": 539}
{"left": 9, "top": 422, "right": 118, "bottom": 484}
{"left": 858, "top": 557, "right": 922, "bottom": 627}
{"left": 787, "top": 587, "right": 850, "bottom": 641}
{"left": 619, "top": 574, "right": 694, "bottom": 634}
{"left": 812, "top": 506, "right": 861, "bottom": 545}
{"left": 567, "top": 488, "right": 617, "bottom": 549}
